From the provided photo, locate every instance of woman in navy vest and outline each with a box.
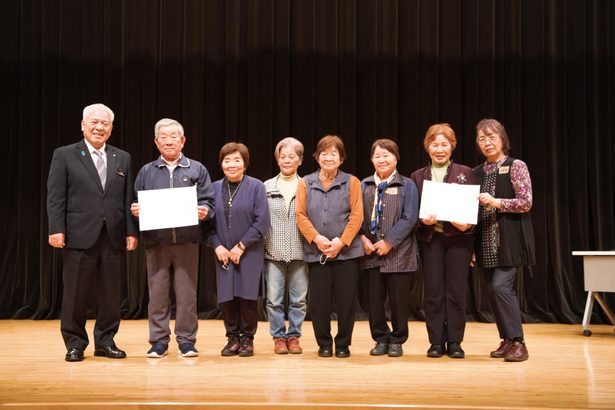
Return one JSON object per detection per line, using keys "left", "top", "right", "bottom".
{"left": 410, "top": 124, "right": 476, "bottom": 359}
{"left": 473, "top": 119, "right": 535, "bottom": 362}
{"left": 296, "top": 135, "right": 364, "bottom": 358}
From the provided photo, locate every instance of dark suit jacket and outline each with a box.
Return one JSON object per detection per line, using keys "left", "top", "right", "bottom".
{"left": 47, "top": 140, "right": 138, "bottom": 250}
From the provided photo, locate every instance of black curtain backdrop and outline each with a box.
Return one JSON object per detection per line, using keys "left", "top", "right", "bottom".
{"left": 1, "top": 0, "right": 614, "bottom": 325}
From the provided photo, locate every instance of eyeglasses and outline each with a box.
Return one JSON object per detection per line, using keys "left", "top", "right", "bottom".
{"left": 157, "top": 135, "right": 182, "bottom": 142}
{"left": 477, "top": 135, "right": 499, "bottom": 145}
{"left": 319, "top": 152, "right": 340, "bottom": 159}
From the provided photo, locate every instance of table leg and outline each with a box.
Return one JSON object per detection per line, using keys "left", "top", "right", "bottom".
{"left": 593, "top": 293, "right": 615, "bottom": 329}
{"left": 582, "top": 291, "right": 595, "bottom": 336}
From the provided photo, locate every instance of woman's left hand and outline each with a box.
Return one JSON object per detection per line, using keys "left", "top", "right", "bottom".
{"left": 229, "top": 244, "right": 244, "bottom": 265}
{"left": 323, "top": 237, "right": 345, "bottom": 259}
{"left": 478, "top": 193, "right": 501, "bottom": 209}
{"left": 373, "top": 240, "right": 393, "bottom": 256}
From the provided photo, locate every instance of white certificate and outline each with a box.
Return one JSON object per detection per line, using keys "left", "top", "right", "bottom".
{"left": 419, "top": 180, "right": 480, "bottom": 225}
{"left": 137, "top": 185, "right": 199, "bottom": 231}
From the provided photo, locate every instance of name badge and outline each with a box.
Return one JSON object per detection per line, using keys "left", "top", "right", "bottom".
{"left": 498, "top": 166, "right": 510, "bottom": 174}
{"left": 384, "top": 187, "right": 398, "bottom": 195}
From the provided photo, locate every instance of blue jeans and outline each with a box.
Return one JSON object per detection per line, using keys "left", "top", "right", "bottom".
{"left": 264, "top": 259, "right": 308, "bottom": 338}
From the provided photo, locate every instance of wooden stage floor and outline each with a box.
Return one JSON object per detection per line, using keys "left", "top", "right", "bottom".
{"left": 1, "top": 319, "right": 614, "bottom": 409}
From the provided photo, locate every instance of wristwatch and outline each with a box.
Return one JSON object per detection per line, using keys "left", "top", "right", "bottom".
{"left": 238, "top": 242, "right": 245, "bottom": 251}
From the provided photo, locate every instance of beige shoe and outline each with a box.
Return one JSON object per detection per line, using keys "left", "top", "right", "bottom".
{"left": 287, "top": 336, "right": 302, "bottom": 354}
{"left": 274, "top": 337, "right": 288, "bottom": 354}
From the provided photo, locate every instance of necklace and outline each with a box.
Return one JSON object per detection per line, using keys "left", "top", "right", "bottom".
{"left": 226, "top": 177, "right": 243, "bottom": 207}
{"left": 318, "top": 170, "right": 337, "bottom": 182}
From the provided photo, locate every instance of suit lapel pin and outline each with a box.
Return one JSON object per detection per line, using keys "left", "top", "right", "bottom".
{"left": 80, "top": 150, "right": 86, "bottom": 156}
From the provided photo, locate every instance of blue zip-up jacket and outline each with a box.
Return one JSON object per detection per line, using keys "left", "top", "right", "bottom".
{"left": 134, "top": 154, "right": 215, "bottom": 249}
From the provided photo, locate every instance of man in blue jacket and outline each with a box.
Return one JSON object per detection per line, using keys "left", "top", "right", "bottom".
{"left": 131, "top": 118, "right": 215, "bottom": 358}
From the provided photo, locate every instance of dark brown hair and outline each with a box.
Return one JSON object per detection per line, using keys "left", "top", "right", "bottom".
{"left": 312, "top": 135, "right": 346, "bottom": 162}
{"left": 370, "top": 138, "right": 400, "bottom": 161}
{"left": 219, "top": 142, "right": 250, "bottom": 168}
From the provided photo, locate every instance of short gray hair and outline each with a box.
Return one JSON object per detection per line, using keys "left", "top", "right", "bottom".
{"left": 82, "top": 103, "right": 114, "bottom": 122}
{"left": 274, "top": 137, "right": 304, "bottom": 160}
{"left": 154, "top": 118, "right": 184, "bottom": 139}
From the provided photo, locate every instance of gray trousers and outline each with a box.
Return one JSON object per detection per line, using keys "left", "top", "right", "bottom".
{"left": 145, "top": 242, "right": 199, "bottom": 346}
{"left": 483, "top": 266, "right": 524, "bottom": 340}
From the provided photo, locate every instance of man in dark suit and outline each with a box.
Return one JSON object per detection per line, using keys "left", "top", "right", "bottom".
{"left": 47, "top": 103, "right": 138, "bottom": 362}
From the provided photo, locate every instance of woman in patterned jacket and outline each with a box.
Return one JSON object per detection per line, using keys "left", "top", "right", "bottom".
{"left": 263, "top": 137, "right": 308, "bottom": 355}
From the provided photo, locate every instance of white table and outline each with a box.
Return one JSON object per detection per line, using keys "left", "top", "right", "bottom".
{"left": 572, "top": 251, "right": 615, "bottom": 336}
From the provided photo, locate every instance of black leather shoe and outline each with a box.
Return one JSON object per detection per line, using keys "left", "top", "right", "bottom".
{"left": 335, "top": 347, "right": 350, "bottom": 358}
{"left": 318, "top": 346, "right": 333, "bottom": 357}
{"left": 221, "top": 336, "right": 240, "bottom": 356}
{"left": 387, "top": 343, "right": 403, "bottom": 357}
{"left": 447, "top": 342, "right": 465, "bottom": 359}
{"left": 65, "top": 347, "right": 84, "bottom": 362}
{"left": 94, "top": 345, "right": 127, "bottom": 359}
{"left": 238, "top": 336, "right": 254, "bottom": 357}
{"left": 427, "top": 343, "right": 446, "bottom": 358}
{"left": 369, "top": 342, "right": 389, "bottom": 356}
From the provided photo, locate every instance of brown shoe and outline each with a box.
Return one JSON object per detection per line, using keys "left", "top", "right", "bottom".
{"left": 221, "top": 336, "right": 240, "bottom": 356}
{"left": 274, "top": 337, "right": 288, "bottom": 354}
{"left": 490, "top": 340, "right": 513, "bottom": 358}
{"left": 238, "top": 336, "right": 254, "bottom": 357}
{"left": 504, "top": 342, "right": 529, "bottom": 362}
{"left": 287, "top": 336, "right": 303, "bottom": 354}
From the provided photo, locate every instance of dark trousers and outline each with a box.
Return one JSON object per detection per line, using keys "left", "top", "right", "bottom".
{"left": 61, "top": 227, "right": 122, "bottom": 350}
{"left": 221, "top": 297, "right": 258, "bottom": 338}
{"left": 308, "top": 259, "right": 358, "bottom": 349}
{"left": 362, "top": 268, "right": 410, "bottom": 344}
{"left": 483, "top": 266, "right": 524, "bottom": 340}
{"left": 419, "top": 233, "right": 474, "bottom": 345}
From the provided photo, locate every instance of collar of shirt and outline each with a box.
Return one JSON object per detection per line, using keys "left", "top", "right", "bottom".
{"left": 484, "top": 156, "right": 508, "bottom": 174}
{"left": 83, "top": 138, "right": 106, "bottom": 156}
{"left": 155, "top": 154, "right": 189, "bottom": 168}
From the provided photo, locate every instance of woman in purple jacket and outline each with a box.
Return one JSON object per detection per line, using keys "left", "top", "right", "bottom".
{"left": 208, "top": 142, "right": 270, "bottom": 357}
{"left": 410, "top": 123, "right": 475, "bottom": 359}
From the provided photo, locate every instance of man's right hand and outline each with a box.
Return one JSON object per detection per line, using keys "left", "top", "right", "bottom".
{"left": 49, "top": 233, "right": 65, "bottom": 248}
{"left": 130, "top": 203, "right": 140, "bottom": 217}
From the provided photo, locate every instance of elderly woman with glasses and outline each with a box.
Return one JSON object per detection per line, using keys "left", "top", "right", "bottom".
{"left": 295, "top": 135, "right": 364, "bottom": 358}
{"left": 359, "top": 139, "right": 419, "bottom": 358}
{"left": 474, "top": 118, "right": 535, "bottom": 362}
{"left": 207, "top": 142, "right": 270, "bottom": 357}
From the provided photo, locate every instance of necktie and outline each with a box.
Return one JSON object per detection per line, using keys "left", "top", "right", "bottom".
{"left": 94, "top": 150, "right": 106, "bottom": 188}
